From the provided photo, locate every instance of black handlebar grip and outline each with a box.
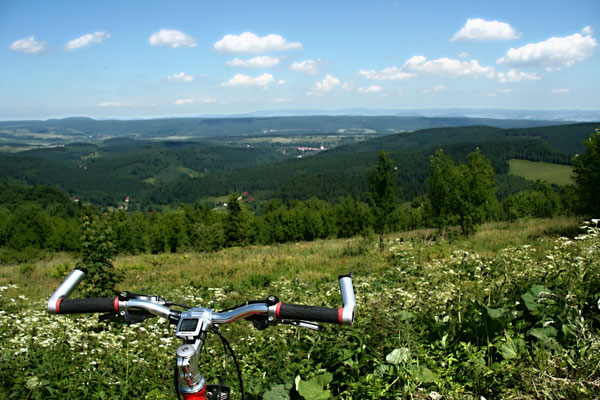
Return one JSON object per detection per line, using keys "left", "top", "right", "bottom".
{"left": 277, "top": 303, "right": 341, "bottom": 324}
{"left": 56, "top": 297, "right": 118, "bottom": 314}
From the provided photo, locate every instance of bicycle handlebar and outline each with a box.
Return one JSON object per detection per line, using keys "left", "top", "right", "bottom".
{"left": 56, "top": 297, "right": 119, "bottom": 314}
{"left": 47, "top": 268, "right": 356, "bottom": 327}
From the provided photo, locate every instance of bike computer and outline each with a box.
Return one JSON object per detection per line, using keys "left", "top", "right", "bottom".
{"left": 176, "top": 309, "right": 211, "bottom": 338}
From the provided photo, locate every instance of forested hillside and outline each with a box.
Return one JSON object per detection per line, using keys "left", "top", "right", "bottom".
{"left": 0, "top": 123, "right": 597, "bottom": 207}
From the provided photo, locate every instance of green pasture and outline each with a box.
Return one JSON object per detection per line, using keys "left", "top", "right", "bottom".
{"left": 508, "top": 159, "right": 574, "bottom": 186}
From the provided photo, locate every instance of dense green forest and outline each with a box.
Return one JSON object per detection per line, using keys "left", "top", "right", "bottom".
{"left": 1, "top": 123, "right": 598, "bottom": 262}
{"left": 0, "top": 123, "right": 596, "bottom": 207}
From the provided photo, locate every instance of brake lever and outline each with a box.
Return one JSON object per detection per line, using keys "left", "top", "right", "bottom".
{"left": 282, "top": 320, "right": 324, "bottom": 331}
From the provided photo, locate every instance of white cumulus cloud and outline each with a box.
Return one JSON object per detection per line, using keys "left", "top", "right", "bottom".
{"left": 9, "top": 36, "right": 46, "bottom": 54}
{"left": 214, "top": 32, "right": 302, "bottom": 53}
{"left": 582, "top": 26, "right": 593, "bottom": 35}
{"left": 496, "top": 69, "right": 541, "bottom": 83}
{"left": 290, "top": 59, "right": 322, "bottom": 75}
{"left": 497, "top": 32, "right": 597, "bottom": 70}
{"left": 404, "top": 55, "right": 495, "bottom": 78}
{"left": 551, "top": 88, "right": 570, "bottom": 94}
{"left": 358, "top": 67, "right": 415, "bottom": 80}
{"left": 307, "top": 75, "right": 342, "bottom": 96}
{"left": 221, "top": 73, "right": 281, "bottom": 88}
{"left": 174, "top": 99, "right": 194, "bottom": 105}
{"left": 225, "top": 56, "right": 280, "bottom": 68}
{"left": 452, "top": 18, "right": 520, "bottom": 41}
{"left": 358, "top": 85, "right": 383, "bottom": 93}
{"left": 203, "top": 98, "right": 217, "bottom": 103}
{"left": 149, "top": 29, "right": 197, "bottom": 48}
{"left": 64, "top": 31, "right": 110, "bottom": 51}
{"left": 167, "top": 72, "right": 194, "bottom": 82}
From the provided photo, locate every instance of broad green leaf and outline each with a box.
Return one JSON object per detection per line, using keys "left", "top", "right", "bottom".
{"left": 522, "top": 285, "right": 551, "bottom": 312}
{"left": 296, "top": 373, "right": 333, "bottom": 400}
{"left": 500, "top": 339, "right": 525, "bottom": 360}
{"left": 386, "top": 347, "right": 411, "bottom": 365}
{"left": 529, "top": 326, "right": 561, "bottom": 349}
{"left": 486, "top": 306, "right": 509, "bottom": 320}
{"left": 412, "top": 365, "right": 437, "bottom": 383}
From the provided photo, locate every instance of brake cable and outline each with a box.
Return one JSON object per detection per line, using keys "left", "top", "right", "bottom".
{"left": 212, "top": 326, "right": 244, "bottom": 400}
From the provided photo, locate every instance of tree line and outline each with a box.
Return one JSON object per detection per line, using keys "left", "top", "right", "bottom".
{"left": 1, "top": 128, "right": 598, "bottom": 260}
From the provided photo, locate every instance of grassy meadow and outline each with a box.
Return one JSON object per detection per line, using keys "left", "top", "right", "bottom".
{"left": 1, "top": 217, "right": 599, "bottom": 399}
{"left": 508, "top": 159, "right": 574, "bottom": 186}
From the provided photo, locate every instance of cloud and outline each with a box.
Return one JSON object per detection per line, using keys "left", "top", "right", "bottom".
{"left": 452, "top": 18, "right": 520, "bottom": 41}
{"left": 273, "top": 98, "right": 292, "bottom": 103}
{"left": 497, "top": 32, "right": 597, "bottom": 70}
{"left": 342, "top": 80, "right": 355, "bottom": 90}
{"left": 358, "top": 85, "right": 383, "bottom": 93}
{"left": 64, "top": 31, "right": 110, "bottom": 51}
{"left": 221, "top": 73, "right": 282, "bottom": 88}
{"left": 174, "top": 98, "right": 194, "bottom": 105}
{"left": 9, "top": 36, "right": 46, "bottom": 54}
{"left": 496, "top": 69, "right": 541, "bottom": 83}
{"left": 551, "top": 88, "right": 570, "bottom": 94}
{"left": 306, "top": 74, "right": 342, "bottom": 95}
{"left": 582, "top": 26, "right": 593, "bottom": 35}
{"left": 149, "top": 29, "right": 197, "bottom": 48}
{"left": 422, "top": 85, "right": 447, "bottom": 94}
{"left": 202, "top": 98, "right": 217, "bottom": 103}
{"left": 358, "top": 66, "right": 415, "bottom": 80}
{"left": 167, "top": 72, "right": 194, "bottom": 82}
{"left": 98, "top": 102, "right": 130, "bottom": 107}
{"left": 458, "top": 52, "right": 471, "bottom": 58}
{"left": 404, "top": 55, "right": 495, "bottom": 78}
{"left": 290, "top": 59, "right": 322, "bottom": 75}
{"left": 487, "top": 88, "right": 513, "bottom": 96}
{"left": 214, "top": 32, "right": 302, "bottom": 53}
{"left": 225, "top": 56, "right": 280, "bottom": 68}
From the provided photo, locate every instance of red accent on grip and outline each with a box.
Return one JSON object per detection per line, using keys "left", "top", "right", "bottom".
{"left": 276, "top": 302, "right": 282, "bottom": 318}
{"left": 56, "top": 298, "right": 63, "bottom": 313}
{"left": 182, "top": 386, "right": 206, "bottom": 399}
{"left": 338, "top": 308, "right": 343, "bottom": 324}
{"left": 113, "top": 297, "right": 119, "bottom": 312}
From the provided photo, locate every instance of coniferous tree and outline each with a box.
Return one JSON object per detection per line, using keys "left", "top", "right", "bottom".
{"left": 224, "top": 194, "right": 251, "bottom": 246}
{"left": 366, "top": 151, "right": 401, "bottom": 251}
{"left": 573, "top": 128, "right": 600, "bottom": 216}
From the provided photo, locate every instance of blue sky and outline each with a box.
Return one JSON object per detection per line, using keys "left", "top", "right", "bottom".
{"left": 1, "top": 0, "right": 598, "bottom": 119}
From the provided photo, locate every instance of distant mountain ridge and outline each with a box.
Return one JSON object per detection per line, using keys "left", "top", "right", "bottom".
{"left": 1, "top": 114, "right": 592, "bottom": 148}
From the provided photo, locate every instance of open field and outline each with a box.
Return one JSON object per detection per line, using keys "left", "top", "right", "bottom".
{"left": 508, "top": 159, "right": 574, "bottom": 186}
{"left": 1, "top": 217, "right": 599, "bottom": 399}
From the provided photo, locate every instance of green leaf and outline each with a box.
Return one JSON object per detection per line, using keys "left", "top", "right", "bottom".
{"left": 263, "top": 383, "right": 292, "bottom": 400}
{"left": 521, "top": 285, "right": 550, "bottom": 312}
{"left": 411, "top": 365, "right": 437, "bottom": 383}
{"left": 529, "top": 326, "right": 561, "bottom": 349}
{"left": 499, "top": 338, "right": 525, "bottom": 360}
{"left": 296, "top": 373, "right": 333, "bottom": 400}
{"left": 386, "top": 347, "right": 411, "bottom": 365}
{"left": 486, "top": 306, "right": 509, "bottom": 320}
